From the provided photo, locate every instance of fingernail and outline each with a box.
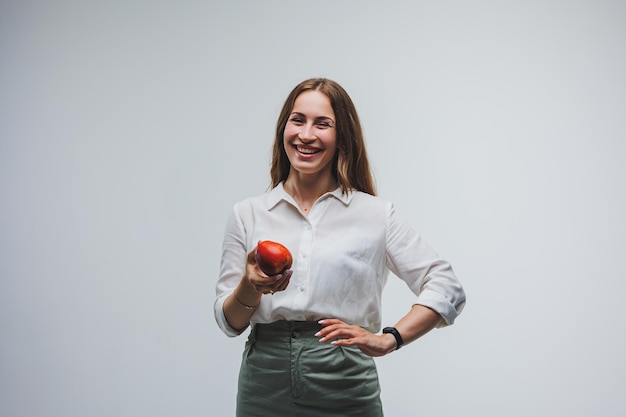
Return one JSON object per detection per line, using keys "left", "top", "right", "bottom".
{"left": 318, "top": 320, "right": 325, "bottom": 324}
{"left": 314, "top": 331, "right": 321, "bottom": 337}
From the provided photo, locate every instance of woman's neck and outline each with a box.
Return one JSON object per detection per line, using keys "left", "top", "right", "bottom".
{"left": 283, "top": 173, "right": 337, "bottom": 214}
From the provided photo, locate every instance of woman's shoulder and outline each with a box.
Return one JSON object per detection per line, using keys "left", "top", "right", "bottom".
{"left": 349, "top": 190, "right": 392, "bottom": 207}
{"left": 345, "top": 191, "right": 395, "bottom": 219}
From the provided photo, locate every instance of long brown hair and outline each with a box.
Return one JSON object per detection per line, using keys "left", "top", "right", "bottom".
{"left": 270, "top": 78, "right": 376, "bottom": 196}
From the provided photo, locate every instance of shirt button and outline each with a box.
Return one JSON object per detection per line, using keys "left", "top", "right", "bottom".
{"left": 292, "top": 330, "right": 300, "bottom": 338}
{"left": 298, "top": 286, "right": 305, "bottom": 292}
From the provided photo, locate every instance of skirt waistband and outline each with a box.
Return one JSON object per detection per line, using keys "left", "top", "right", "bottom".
{"left": 252, "top": 320, "right": 323, "bottom": 341}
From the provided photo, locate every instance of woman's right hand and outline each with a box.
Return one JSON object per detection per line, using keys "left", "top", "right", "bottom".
{"left": 244, "top": 247, "right": 293, "bottom": 295}
{"left": 224, "top": 248, "right": 293, "bottom": 331}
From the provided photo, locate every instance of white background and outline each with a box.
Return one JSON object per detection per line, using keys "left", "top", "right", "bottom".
{"left": 1, "top": 1, "right": 625, "bottom": 416}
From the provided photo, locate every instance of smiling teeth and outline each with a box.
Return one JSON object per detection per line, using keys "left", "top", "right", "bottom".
{"left": 297, "top": 146, "right": 318, "bottom": 154}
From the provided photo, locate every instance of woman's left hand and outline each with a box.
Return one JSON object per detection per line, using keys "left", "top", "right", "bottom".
{"left": 316, "top": 319, "right": 396, "bottom": 357}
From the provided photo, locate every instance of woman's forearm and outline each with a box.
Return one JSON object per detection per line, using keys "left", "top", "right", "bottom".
{"left": 223, "top": 279, "right": 262, "bottom": 331}
{"left": 391, "top": 304, "right": 443, "bottom": 348}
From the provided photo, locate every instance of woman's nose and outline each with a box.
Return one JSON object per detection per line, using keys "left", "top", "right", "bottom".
{"left": 298, "top": 123, "right": 316, "bottom": 141}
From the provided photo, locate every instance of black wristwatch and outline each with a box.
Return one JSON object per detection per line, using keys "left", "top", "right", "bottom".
{"left": 382, "top": 327, "right": 404, "bottom": 350}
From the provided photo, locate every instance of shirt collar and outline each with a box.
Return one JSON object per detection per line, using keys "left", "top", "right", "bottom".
{"left": 266, "top": 182, "right": 355, "bottom": 210}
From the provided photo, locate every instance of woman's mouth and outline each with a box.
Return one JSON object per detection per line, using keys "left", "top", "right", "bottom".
{"left": 296, "top": 145, "right": 321, "bottom": 155}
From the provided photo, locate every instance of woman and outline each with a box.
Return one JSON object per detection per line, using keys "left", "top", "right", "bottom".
{"left": 215, "top": 78, "right": 466, "bottom": 416}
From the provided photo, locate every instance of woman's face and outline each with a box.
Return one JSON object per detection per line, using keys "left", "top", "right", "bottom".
{"left": 283, "top": 90, "right": 337, "bottom": 179}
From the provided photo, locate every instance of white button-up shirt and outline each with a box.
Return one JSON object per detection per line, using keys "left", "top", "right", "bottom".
{"left": 214, "top": 183, "right": 466, "bottom": 337}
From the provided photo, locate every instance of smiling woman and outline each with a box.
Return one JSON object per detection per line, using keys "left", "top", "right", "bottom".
{"left": 214, "top": 78, "right": 466, "bottom": 417}
{"left": 282, "top": 90, "right": 338, "bottom": 207}
{"left": 270, "top": 78, "right": 375, "bottom": 198}
{"left": 215, "top": 79, "right": 465, "bottom": 417}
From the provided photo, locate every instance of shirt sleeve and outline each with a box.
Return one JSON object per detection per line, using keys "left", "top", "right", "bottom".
{"left": 214, "top": 203, "right": 250, "bottom": 337}
{"left": 384, "top": 203, "right": 466, "bottom": 326}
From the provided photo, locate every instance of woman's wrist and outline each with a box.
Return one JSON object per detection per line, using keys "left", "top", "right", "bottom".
{"left": 233, "top": 293, "right": 260, "bottom": 310}
{"left": 382, "top": 333, "right": 398, "bottom": 353}
{"left": 233, "top": 279, "right": 262, "bottom": 309}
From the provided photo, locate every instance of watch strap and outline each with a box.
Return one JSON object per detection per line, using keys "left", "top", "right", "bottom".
{"left": 382, "top": 327, "right": 404, "bottom": 350}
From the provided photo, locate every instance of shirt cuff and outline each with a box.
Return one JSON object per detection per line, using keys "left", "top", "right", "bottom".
{"left": 414, "top": 289, "right": 465, "bottom": 328}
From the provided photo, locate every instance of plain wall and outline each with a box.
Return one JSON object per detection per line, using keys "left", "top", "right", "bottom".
{"left": 1, "top": 1, "right": 625, "bottom": 416}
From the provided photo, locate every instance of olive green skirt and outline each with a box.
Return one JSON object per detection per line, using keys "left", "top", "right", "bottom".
{"left": 236, "top": 320, "right": 383, "bottom": 417}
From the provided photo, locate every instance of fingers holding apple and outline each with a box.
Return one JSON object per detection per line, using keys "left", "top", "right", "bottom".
{"left": 264, "top": 269, "right": 292, "bottom": 294}
{"left": 251, "top": 267, "right": 292, "bottom": 295}
{"left": 245, "top": 241, "right": 293, "bottom": 295}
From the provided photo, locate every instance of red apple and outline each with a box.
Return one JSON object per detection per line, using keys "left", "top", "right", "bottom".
{"left": 254, "top": 240, "right": 293, "bottom": 276}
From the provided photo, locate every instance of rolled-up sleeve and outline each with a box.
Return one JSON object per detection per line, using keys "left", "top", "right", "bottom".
{"left": 384, "top": 203, "right": 466, "bottom": 326}
{"left": 214, "top": 204, "right": 250, "bottom": 337}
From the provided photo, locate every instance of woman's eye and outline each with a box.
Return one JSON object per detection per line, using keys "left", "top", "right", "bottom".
{"left": 316, "top": 122, "right": 331, "bottom": 129}
{"left": 289, "top": 117, "right": 304, "bottom": 124}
